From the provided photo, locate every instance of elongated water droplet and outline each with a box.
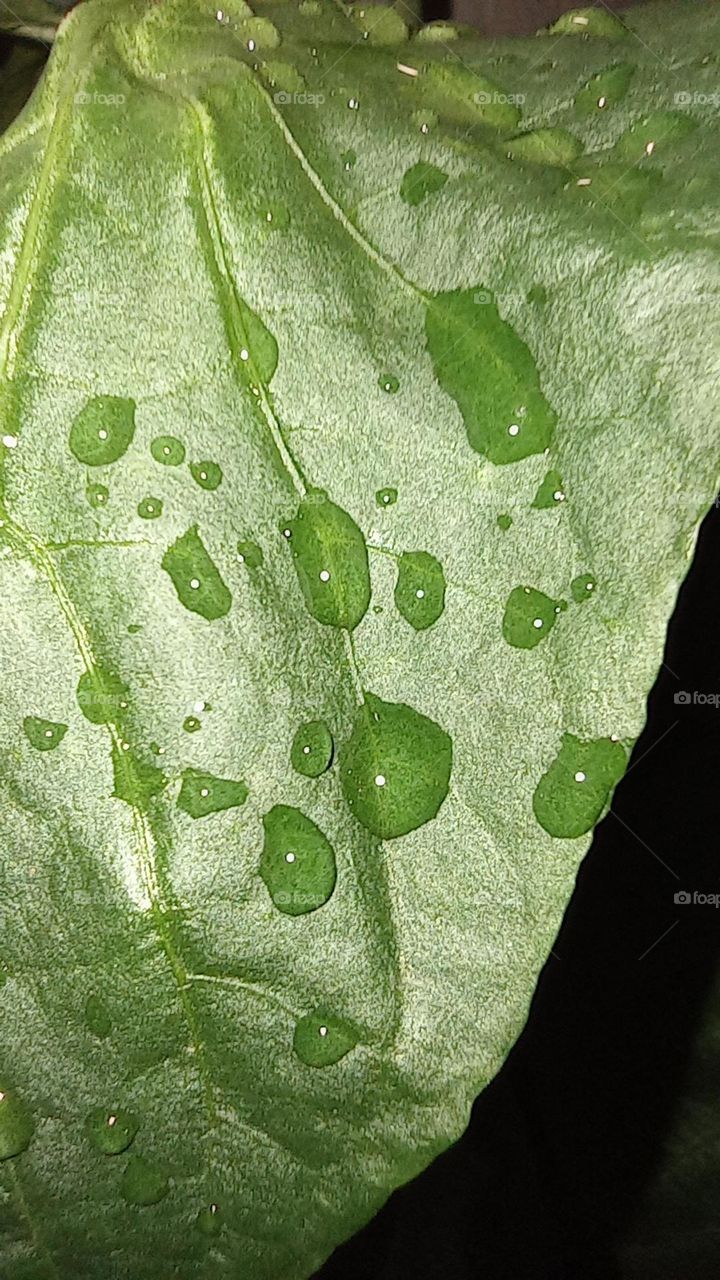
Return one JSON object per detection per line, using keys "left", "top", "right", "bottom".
{"left": 177, "top": 768, "right": 248, "bottom": 819}
{"left": 260, "top": 805, "right": 336, "bottom": 915}
{"left": 197, "top": 1203, "right": 222, "bottom": 1235}
{"left": 85, "top": 994, "right": 112, "bottom": 1037}
{"left": 340, "top": 694, "right": 452, "bottom": 839}
{"left": 121, "top": 1155, "right": 169, "bottom": 1207}
{"left": 237, "top": 540, "right": 264, "bottom": 568}
{"left": 532, "top": 469, "right": 565, "bottom": 508}
{"left": 293, "top": 1008, "right": 358, "bottom": 1067}
{"left": 507, "top": 128, "right": 582, "bottom": 166}
{"left": 285, "top": 491, "right": 370, "bottom": 631}
{"left": 394, "top": 551, "right": 446, "bottom": 630}
{"left": 190, "top": 460, "right": 223, "bottom": 492}
{"left": 291, "top": 720, "right": 334, "bottom": 777}
{"left": 137, "top": 496, "right": 163, "bottom": 520}
{"left": 426, "top": 289, "right": 556, "bottom": 464}
{"left": 162, "top": 526, "right": 231, "bottom": 621}
{"left": 86, "top": 481, "right": 109, "bottom": 509}
{"left": 378, "top": 372, "right": 400, "bottom": 394}
{"left": 400, "top": 161, "right": 448, "bottom": 206}
{"left": 77, "top": 666, "right": 129, "bottom": 725}
{"left": 375, "top": 487, "right": 398, "bottom": 507}
{"left": 69, "top": 396, "right": 135, "bottom": 466}
{"left": 23, "top": 715, "right": 67, "bottom": 751}
{"left": 571, "top": 573, "right": 596, "bottom": 602}
{"left": 575, "top": 62, "right": 634, "bottom": 112}
{"left": 533, "top": 733, "right": 626, "bottom": 837}
{"left": 86, "top": 1107, "right": 138, "bottom": 1155}
{"left": 545, "top": 8, "right": 628, "bottom": 38}
{"left": 151, "top": 435, "right": 185, "bottom": 466}
{"left": 497, "top": 513, "right": 512, "bottom": 530}
{"left": 0, "top": 1085, "right": 34, "bottom": 1160}
{"left": 503, "top": 585, "right": 564, "bottom": 648}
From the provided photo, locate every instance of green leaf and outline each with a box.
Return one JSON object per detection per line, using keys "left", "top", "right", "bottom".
{"left": 0, "top": 0, "right": 719, "bottom": 1276}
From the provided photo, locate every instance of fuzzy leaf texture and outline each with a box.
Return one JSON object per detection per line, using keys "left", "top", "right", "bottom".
{"left": 0, "top": 0, "right": 719, "bottom": 1276}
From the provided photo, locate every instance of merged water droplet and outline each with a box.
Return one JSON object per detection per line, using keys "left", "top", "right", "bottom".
{"left": 507, "top": 128, "right": 582, "bottom": 166}
{"left": 120, "top": 1154, "right": 169, "bottom": 1207}
{"left": 151, "top": 435, "right": 185, "bottom": 466}
{"left": 260, "top": 804, "right": 336, "bottom": 915}
{"left": 400, "top": 161, "right": 448, "bottom": 207}
{"left": 575, "top": 62, "right": 634, "bottom": 112}
{"left": 571, "top": 573, "right": 596, "bottom": 602}
{"left": 76, "top": 665, "right": 129, "bottom": 725}
{"left": 23, "top": 715, "right": 67, "bottom": 751}
{"left": 162, "top": 526, "right": 232, "bottom": 621}
{"left": 394, "top": 551, "right": 446, "bottom": 631}
{"left": 545, "top": 8, "right": 628, "bottom": 38}
{"left": 497, "top": 513, "right": 513, "bottom": 530}
{"left": 137, "top": 496, "right": 163, "bottom": 520}
{"left": 0, "top": 1085, "right": 34, "bottom": 1160}
{"left": 425, "top": 288, "right": 556, "bottom": 464}
{"left": 376, "top": 487, "right": 398, "bottom": 507}
{"left": 237, "top": 540, "right": 264, "bottom": 569}
{"left": 190, "top": 460, "right": 223, "bottom": 492}
{"left": 291, "top": 720, "right": 334, "bottom": 778}
{"left": 340, "top": 693, "right": 452, "bottom": 839}
{"left": 533, "top": 733, "right": 626, "bottom": 838}
{"left": 293, "top": 1008, "right": 358, "bottom": 1067}
{"left": 532, "top": 469, "right": 565, "bottom": 508}
{"left": 84, "top": 994, "right": 112, "bottom": 1038}
{"left": 86, "top": 1107, "right": 138, "bottom": 1155}
{"left": 503, "top": 585, "right": 564, "bottom": 649}
{"left": 378, "top": 372, "right": 400, "bottom": 394}
{"left": 177, "top": 768, "right": 248, "bottom": 819}
{"left": 86, "top": 481, "right": 109, "bottom": 509}
{"left": 285, "top": 491, "right": 370, "bottom": 631}
{"left": 197, "top": 1203, "right": 222, "bottom": 1235}
{"left": 69, "top": 396, "right": 136, "bottom": 467}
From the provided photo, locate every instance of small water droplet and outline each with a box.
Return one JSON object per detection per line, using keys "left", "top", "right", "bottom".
{"left": 197, "top": 1203, "right": 222, "bottom": 1235}
{"left": 183, "top": 716, "right": 201, "bottom": 734}
{"left": 614, "top": 110, "right": 698, "bottom": 161}
{"left": 400, "top": 161, "right": 448, "bottom": 207}
{"left": 86, "top": 1107, "right": 138, "bottom": 1155}
{"left": 394, "top": 550, "right": 446, "bottom": 630}
{"left": 190, "top": 460, "right": 223, "bottom": 492}
{"left": 375, "top": 487, "right": 398, "bottom": 507}
{"left": 571, "top": 573, "right": 596, "bottom": 602}
{"left": 151, "top": 435, "right": 185, "bottom": 466}
{"left": 263, "top": 202, "right": 290, "bottom": 230}
{"left": 69, "top": 396, "right": 136, "bottom": 466}
{"left": 77, "top": 665, "right": 129, "bottom": 725}
{"left": 137, "top": 496, "right": 163, "bottom": 520}
{"left": 236, "top": 539, "right": 264, "bottom": 568}
{"left": 260, "top": 805, "right": 336, "bottom": 915}
{"left": 177, "top": 768, "right": 248, "bottom": 819}
{"left": 23, "top": 715, "right": 67, "bottom": 752}
{"left": 121, "top": 1155, "right": 169, "bottom": 1207}
{"left": 284, "top": 491, "right": 370, "bottom": 631}
{"left": 378, "top": 372, "right": 400, "bottom": 394}
{"left": 293, "top": 1008, "right": 358, "bottom": 1067}
{"left": 0, "top": 1085, "right": 34, "bottom": 1160}
{"left": 532, "top": 469, "right": 565, "bottom": 509}
{"left": 162, "top": 526, "right": 232, "bottom": 621}
{"left": 291, "top": 720, "right": 334, "bottom": 778}
{"left": 497, "top": 513, "right": 512, "bottom": 530}
{"left": 341, "top": 148, "right": 357, "bottom": 171}
{"left": 86, "top": 481, "right": 109, "bottom": 509}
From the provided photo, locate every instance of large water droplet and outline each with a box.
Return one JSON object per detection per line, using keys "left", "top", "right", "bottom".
{"left": 291, "top": 720, "right": 334, "bottom": 777}
{"left": 532, "top": 469, "right": 565, "bottom": 508}
{"left": 260, "top": 804, "right": 336, "bottom": 915}
{"left": 69, "top": 396, "right": 136, "bottom": 466}
{"left": 23, "top": 715, "right": 67, "bottom": 751}
{"left": 340, "top": 694, "right": 452, "bottom": 839}
{"left": 285, "top": 491, "right": 370, "bottom": 631}
{"left": 293, "top": 1008, "right": 358, "bottom": 1067}
{"left": 77, "top": 665, "right": 129, "bottom": 725}
{"left": 151, "top": 435, "right": 185, "bottom": 466}
{"left": 86, "top": 1107, "right": 138, "bottom": 1155}
{"left": 85, "top": 994, "right": 112, "bottom": 1037}
{"left": 533, "top": 733, "right": 626, "bottom": 837}
{"left": 503, "top": 585, "right": 563, "bottom": 648}
{"left": 162, "top": 526, "right": 232, "bottom": 621}
{"left": 0, "top": 1085, "right": 34, "bottom": 1160}
{"left": 120, "top": 1154, "right": 169, "bottom": 1207}
{"left": 400, "top": 161, "right": 448, "bottom": 206}
{"left": 137, "top": 496, "right": 163, "bottom": 520}
{"left": 190, "top": 460, "right": 223, "bottom": 492}
{"left": 394, "top": 551, "right": 446, "bottom": 631}
{"left": 507, "top": 128, "right": 582, "bottom": 166}
{"left": 177, "top": 768, "right": 248, "bottom": 819}
{"left": 575, "top": 62, "right": 634, "bottom": 112}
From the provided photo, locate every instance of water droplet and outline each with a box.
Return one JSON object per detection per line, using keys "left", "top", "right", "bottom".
{"left": 575, "top": 62, "right": 634, "bottom": 113}
{"left": 183, "top": 716, "right": 201, "bottom": 733}
{"left": 77, "top": 665, "right": 129, "bottom": 725}
{"left": 400, "top": 161, "right": 448, "bottom": 207}
{"left": 162, "top": 526, "right": 232, "bottom": 621}
{"left": 394, "top": 551, "right": 446, "bottom": 630}
{"left": 425, "top": 289, "right": 556, "bottom": 465}
{"left": 411, "top": 108, "right": 438, "bottom": 134}
{"left": 349, "top": 4, "right": 407, "bottom": 44}
{"left": 527, "top": 284, "right": 548, "bottom": 306}
{"left": 340, "top": 693, "right": 452, "bottom": 839}
{"left": 497, "top": 513, "right": 512, "bottom": 530}
{"left": 120, "top": 1154, "right": 169, "bottom": 1207}
{"left": 571, "top": 573, "right": 596, "bottom": 602}
{"left": 415, "top": 20, "right": 465, "bottom": 42}
{"left": 86, "top": 1107, "right": 138, "bottom": 1155}
{"left": 69, "top": 396, "right": 136, "bottom": 466}
{"left": 263, "top": 202, "right": 290, "bottom": 230}
{"left": 545, "top": 8, "right": 628, "bottom": 38}
{"left": 291, "top": 720, "right": 334, "bottom": 777}
{"left": 614, "top": 110, "right": 698, "bottom": 161}
{"left": 422, "top": 63, "right": 521, "bottom": 131}
{"left": 0, "top": 1085, "right": 34, "bottom": 1160}
{"left": 237, "top": 539, "right": 264, "bottom": 569}
{"left": 285, "top": 491, "right": 370, "bottom": 631}
{"left": 111, "top": 744, "right": 166, "bottom": 810}
{"left": 533, "top": 733, "right": 626, "bottom": 838}
{"left": 341, "top": 148, "right": 357, "bottom": 171}
{"left": 235, "top": 15, "right": 280, "bottom": 52}
{"left": 376, "top": 487, "right": 398, "bottom": 507}
{"left": 177, "top": 768, "right": 248, "bottom": 819}
{"left": 293, "top": 1008, "right": 358, "bottom": 1067}
{"left": 137, "top": 496, "right": 163, "bottom": 520}
{"left": 347, "top": 97, "right": 360, "bottom": 110}
{"left": 190, "top": 460, "right": 223, "bottom": 492}
{"left": 260, "top": 805, "right": 336, "bottom": 915}
{"left": 151, "top": 435, "right": 185, "bottom": 466}
{"left": 507, "top": 128, "right": 582, "bottom": 167}
{"left": 532, "top": 469, "right": 565, "bottom": 508}
{"left": 84, "top": 994, "right": 112, "bottom": 1037}
{"left": 197, "top": 1203, "right": 222, "bottom": 1235}
{"left": 23, "top": 715, "right": 67, "bottom": 751}
{"left": 86, "top": 481, "right": 109, "bottom": 509}
{"left": 378, "top": 372, "right": 400, "bottom": 394}
{"left": 503, "top": 585, "right": 562, "bottom": 648}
